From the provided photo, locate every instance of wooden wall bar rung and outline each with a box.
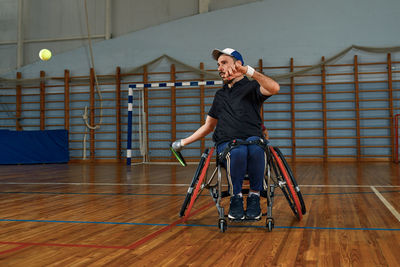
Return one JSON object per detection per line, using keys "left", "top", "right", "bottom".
{"left": 358, "top": 80, "right": 389, "bottom": 84}
{"left": 90, "top": 107, "right": 117, "bottom": 110}
{"left": 292, "top": 82, "right": 322, "bottom": 86}
{"left": 0, "top": 110, "right": 18, "bottom": 113}
{"left": 325, "top": 82, "right": 354, "bottom": 85}
{"left": 326, "top": 100, "right": 355, "bottom": 103}
{"left": 358, "top": 61, "right": 386, "bottom": 66}
{"left": 43, "top": 108, "right": 65, "bottom": 111}
{"left": 359, "top": 99, "right": 392, "bottom": 102}
{"left": 93, "top": 115, "right": 117, "bottom": 119}
{"left": 70, "top": 132, "right": 130, "bottom": 136}
{"left": 16, "top": 85, "right": 40, "bottom": 89}
{"left": 149, "top": 97, "right": 174, "bottom": 100}
{"left": 326, "top": 73, "right": 353, "bottom": 76}
{"left": 359, "top": 89, "right": 390, "bottom": 92}
{"left": 18, "top": 108, "right": 41, "bottom": 112}
{"left": 23, "top": 101, "right": 41, "bottom": 104}
{"left": 328, "top": 146, "right": 357, "bottom": 148}
{"left": 265, "top": 101, "right": 291, "bottom": 104}
{"left": 295, "top": 127, "right": 324, "bottom": 130}
{"left": 45, "top": 100, "right": 65, "bottom": 103}
{"left": 69, "top": 92, "right": 91, "bottom": 95}
{"left": 46, "top": 116, "right": 65, "bottom": 119}
{"left": 358, "top": 71, "right": 387, "bottom": 75}
{"left": 360, "top": 126, "right": 390, "bottom": 129}
{"left": 269, "top": 128, "right": 296, "bottom": 131}
{"left": 295, "top": 100, "right": 322, "bottom": 104}
{"left": 294, "top": 92, "right": 325, "bottom": 95}
{"left": 361, "top": 145, "right": 392, "bottom": 148}
{"left": 325, "top": 90, "right": 356, "bottom": 94}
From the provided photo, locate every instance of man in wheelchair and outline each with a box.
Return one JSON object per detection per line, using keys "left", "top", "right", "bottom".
{"left": 172, "top": 48, "right": 280, "bottom": 221}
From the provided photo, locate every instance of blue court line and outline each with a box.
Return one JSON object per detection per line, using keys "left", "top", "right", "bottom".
{"left": 0, "top": 191, "right": 188, "bottom": 197}
{"left": 179, "top": 223, "right": 400, "bottom": 231}
{"left": 303, "top": 190, "right": 400, "bottom": 196}
{"left": 0, "top": 218, "right": 398, "bottom": 232}
{"left": 0, "top": 218, "right": 168, "bottom": 226}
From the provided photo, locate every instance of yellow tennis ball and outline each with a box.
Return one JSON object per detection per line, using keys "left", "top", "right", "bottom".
{"left": 39, "top": 49, "right": 52, "bottom": 61}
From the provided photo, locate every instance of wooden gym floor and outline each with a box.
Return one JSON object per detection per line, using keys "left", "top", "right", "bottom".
{"left": 0, "top": 161, "right": 399, "bottom": 266}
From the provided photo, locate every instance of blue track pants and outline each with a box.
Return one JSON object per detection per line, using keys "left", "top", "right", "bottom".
{"left": 217, "top": 136, "right": 266, "bottom": 195}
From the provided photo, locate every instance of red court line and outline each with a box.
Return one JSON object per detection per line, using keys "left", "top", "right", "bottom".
{"left": 0, "top": 202, "right": 214, "bottom": 252}
{"left": 127, "top": 201, "right": 214, "bottom": 250}
{"left": 0, "top": 244, "right": 29, "bottom": 255}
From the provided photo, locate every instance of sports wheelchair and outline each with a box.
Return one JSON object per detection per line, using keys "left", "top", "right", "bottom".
{"left": 176, "top": 139, "right": 306, "bottom": 232}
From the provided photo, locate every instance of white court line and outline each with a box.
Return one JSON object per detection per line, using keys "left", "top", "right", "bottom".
{"left": 0, "top": 182, "right": 400, "bottom": 188}
{"left": 301, "top": 185, "right": 400, "bottom": 188}
{"left": 371, "top": 186, "right": 400, "bottom": 223}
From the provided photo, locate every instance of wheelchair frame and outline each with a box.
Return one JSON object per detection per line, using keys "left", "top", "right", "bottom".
{"left": 179, "top": 141, "right": 306, "bottom": 232}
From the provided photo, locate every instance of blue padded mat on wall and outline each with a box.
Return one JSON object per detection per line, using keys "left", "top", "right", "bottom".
{"left": 0, "top": 130, "right": 69, "bottom": 164}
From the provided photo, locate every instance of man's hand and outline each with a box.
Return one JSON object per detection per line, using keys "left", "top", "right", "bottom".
{"left": 171, "top": 139, "right": 184, "bottom": 152}
{"left": 224, "top": 61, "right": 247, "bottom": 81}
{"left": 263, "top": 128, "right": 269, "bottom": 140}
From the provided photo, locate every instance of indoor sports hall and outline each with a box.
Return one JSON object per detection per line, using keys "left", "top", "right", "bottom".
{"left": 0, "top": 0, "right": 399, "bottom": 266}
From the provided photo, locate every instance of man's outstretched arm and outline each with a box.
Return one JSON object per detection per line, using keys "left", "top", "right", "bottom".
{"left": 251, "top": 68, "right": 280, "bottom": 96}
{"left": 172, "top": 115, "right": 218, "bottom": 151}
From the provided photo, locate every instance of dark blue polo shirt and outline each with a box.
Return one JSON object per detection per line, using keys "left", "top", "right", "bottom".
{"left": 208, "top": 77, "right": 270, "bottom": 144}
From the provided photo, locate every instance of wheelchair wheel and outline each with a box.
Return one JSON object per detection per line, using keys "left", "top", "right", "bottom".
{"left": 269, "top": 146, "right": 303, "bottom": 221}
{"left": 266, "top": 218, "right": 274, "bottom": 232}
{"left": 179, "top": 148, "right": 209, "bottom": 217}
{"left": 218, "top": 218, "right": 227, "bottom": 233}
{"left": 273, "top": 147, "right": 306, "bottom": 215}
{"left": 182, "top": 147, "right": 215, "bottom": 219}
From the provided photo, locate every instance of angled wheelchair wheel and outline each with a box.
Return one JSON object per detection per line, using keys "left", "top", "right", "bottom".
{"left": 273, "top": 147, "right": 306, "bottom": 215}
{"left": 181, "top": 147, "right": 215, "bottom": 219}
{"left": 179, "top": 148, "right": 209, "bottom": 217}
{"left": 269, "top": 146, "right": 303, "bottom": 221}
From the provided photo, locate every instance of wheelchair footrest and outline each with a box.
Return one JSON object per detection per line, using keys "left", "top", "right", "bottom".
{"left": 226, "top": 214, "right": 262, "bottom": 222}
{"left": 228, "top": 218, "right": 262, "bottom": 222}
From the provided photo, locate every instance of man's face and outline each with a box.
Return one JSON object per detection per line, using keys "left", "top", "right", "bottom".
{"left": 217, "top": 54, "right": 236, "bottom": 82}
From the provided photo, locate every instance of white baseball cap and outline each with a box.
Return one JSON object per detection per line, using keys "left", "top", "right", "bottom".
{"left": 212, "top": 48, "right": 244, "bottom": 65}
